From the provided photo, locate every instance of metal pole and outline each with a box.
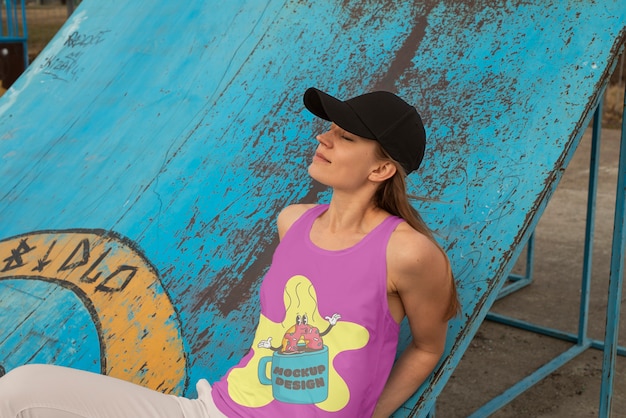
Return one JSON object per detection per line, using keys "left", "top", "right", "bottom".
{"left": 598, "top": 79, "right": 626, "bottom": 418}
{"left": 618, "top": 52, "right": 624, "bottom": 87}
{"left": 578, "top": 94, "right": 603, "bottom": 344}
{"left": 0, "top": 1, "right": 5, "bottom": 37}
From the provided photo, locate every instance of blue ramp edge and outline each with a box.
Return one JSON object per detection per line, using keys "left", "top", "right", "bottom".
{"left": 0, "top": 1, "right": 624, "bottom": 416}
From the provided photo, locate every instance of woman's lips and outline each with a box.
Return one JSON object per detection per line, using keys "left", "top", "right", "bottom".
{"left": 314, "top": 152, "right": 330, "bottom": 163}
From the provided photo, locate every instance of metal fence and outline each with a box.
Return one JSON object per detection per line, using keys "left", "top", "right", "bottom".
{"left": 1, "top": 0, "right": 28, "bottom": 88}
{"left": 1, "top": 1, "right": 27, "bottom": 39}
{"left": 1, "top": 0, "right": 79, "bottom": 88}
{"left": 25, "top": 0, "right": 80, "bottom": 59}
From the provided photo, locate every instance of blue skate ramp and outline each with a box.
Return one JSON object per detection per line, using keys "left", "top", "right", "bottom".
{"left": 0, "top": 1, "right": 624, "bottom": 416}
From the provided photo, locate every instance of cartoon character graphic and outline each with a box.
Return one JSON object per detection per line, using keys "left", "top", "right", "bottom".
{"left": 257, "top": 312, "right": 341, "bottom": 354}
{"left": 226, "top": 275, "right": 369, "bottom": 412}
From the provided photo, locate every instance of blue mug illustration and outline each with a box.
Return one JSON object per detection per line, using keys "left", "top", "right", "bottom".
{"left": 258, "top": 345, "right": 329, "bottom": 404}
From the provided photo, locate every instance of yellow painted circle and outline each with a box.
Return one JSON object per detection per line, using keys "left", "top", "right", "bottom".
{"left": 0, "top": 230, "right": 187, "bottom": 394}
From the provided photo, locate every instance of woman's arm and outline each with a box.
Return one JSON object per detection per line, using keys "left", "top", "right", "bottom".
{"left": 373, "top": 228, "right": 454, "bottom": 417}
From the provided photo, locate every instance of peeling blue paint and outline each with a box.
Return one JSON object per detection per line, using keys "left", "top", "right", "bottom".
{"left": 0, "top": 0, "right": 624, "bottom": 415}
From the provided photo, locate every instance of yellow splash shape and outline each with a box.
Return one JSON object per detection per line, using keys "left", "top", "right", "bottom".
{"left": 227, "top": 275, "right": 369, "bottom": 411}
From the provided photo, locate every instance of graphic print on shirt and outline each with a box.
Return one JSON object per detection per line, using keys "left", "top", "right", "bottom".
{"left": 226, "top": 275, "right": 369, "bottom": 412}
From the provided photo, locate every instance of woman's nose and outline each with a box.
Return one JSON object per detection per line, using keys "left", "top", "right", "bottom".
{"left": 316, "top": 130, "right": 332, "bottom": 147}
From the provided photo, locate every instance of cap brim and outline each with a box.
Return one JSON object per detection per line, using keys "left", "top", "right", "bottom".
{"left": 303, "top": 88, "right": 375, "bottom": 139}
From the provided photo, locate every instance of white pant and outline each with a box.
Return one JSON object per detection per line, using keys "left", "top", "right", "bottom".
{"left": 0, "top": 364, "right": 226, "bottom": 418}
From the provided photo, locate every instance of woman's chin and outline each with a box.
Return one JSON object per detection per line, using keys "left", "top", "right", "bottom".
{"left": 307, "top": 165, "right": 332, "bottom": 186}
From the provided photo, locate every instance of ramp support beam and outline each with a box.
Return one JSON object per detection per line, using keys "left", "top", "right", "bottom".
{"left": 599, "top": 76, "right": 626, "bottom": 417}
{"left": 470, "top": 84, "right": 626, "bottom": 417}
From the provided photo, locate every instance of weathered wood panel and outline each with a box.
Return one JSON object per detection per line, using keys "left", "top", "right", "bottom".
{"left": 0, "top": 1, "right": 624, "bottom": 415}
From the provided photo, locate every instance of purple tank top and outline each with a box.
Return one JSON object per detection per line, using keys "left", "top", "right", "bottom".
{"left": 212, "top": 204, "right": 403, "bottom": 417}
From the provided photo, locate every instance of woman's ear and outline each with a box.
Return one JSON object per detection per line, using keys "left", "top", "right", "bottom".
{"left": 369, "top": 161, "right": 397, "bottom": 183}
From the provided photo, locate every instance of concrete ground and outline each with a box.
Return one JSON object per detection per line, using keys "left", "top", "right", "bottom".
{"left": 436, "top": 127, "right": 626, "bottom": 417}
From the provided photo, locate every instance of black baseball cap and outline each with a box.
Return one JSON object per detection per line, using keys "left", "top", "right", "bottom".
{"left": 303, "top": 87, "right": 426, "bottom": 174}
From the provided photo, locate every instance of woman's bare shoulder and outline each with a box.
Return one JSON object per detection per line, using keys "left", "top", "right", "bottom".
{"left": 387, "top": 222, "right": 449, "bottom": 282}
{"left": 277, "top": 204, "right": 317, "bottom": 239}
{"left": 387, "top": 221, "right": 455, "bottom": 324}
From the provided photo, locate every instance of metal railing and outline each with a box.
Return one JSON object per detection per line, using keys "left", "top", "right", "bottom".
{"left": 1, "top": 0, "right": 27, "bottom": 39}
{"left": 1, "top": 0, "right": 28, "bottom": 88}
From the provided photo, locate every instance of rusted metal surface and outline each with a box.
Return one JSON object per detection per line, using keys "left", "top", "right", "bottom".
{"left": 0, "top": 0, "right": 624, "bottom": 416}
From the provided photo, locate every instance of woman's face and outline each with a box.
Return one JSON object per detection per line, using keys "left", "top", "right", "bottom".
{"left": 308, "top": 123, "right": 383, "bottom": 190}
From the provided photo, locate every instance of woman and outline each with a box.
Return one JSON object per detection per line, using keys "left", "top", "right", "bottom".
{"left": 0, "top": 87, "right": 459, "bottom": 417}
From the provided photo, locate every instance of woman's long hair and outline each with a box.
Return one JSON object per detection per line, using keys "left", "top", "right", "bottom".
{"left": 373, "top": 146, "right": 460, "bottom": 320}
